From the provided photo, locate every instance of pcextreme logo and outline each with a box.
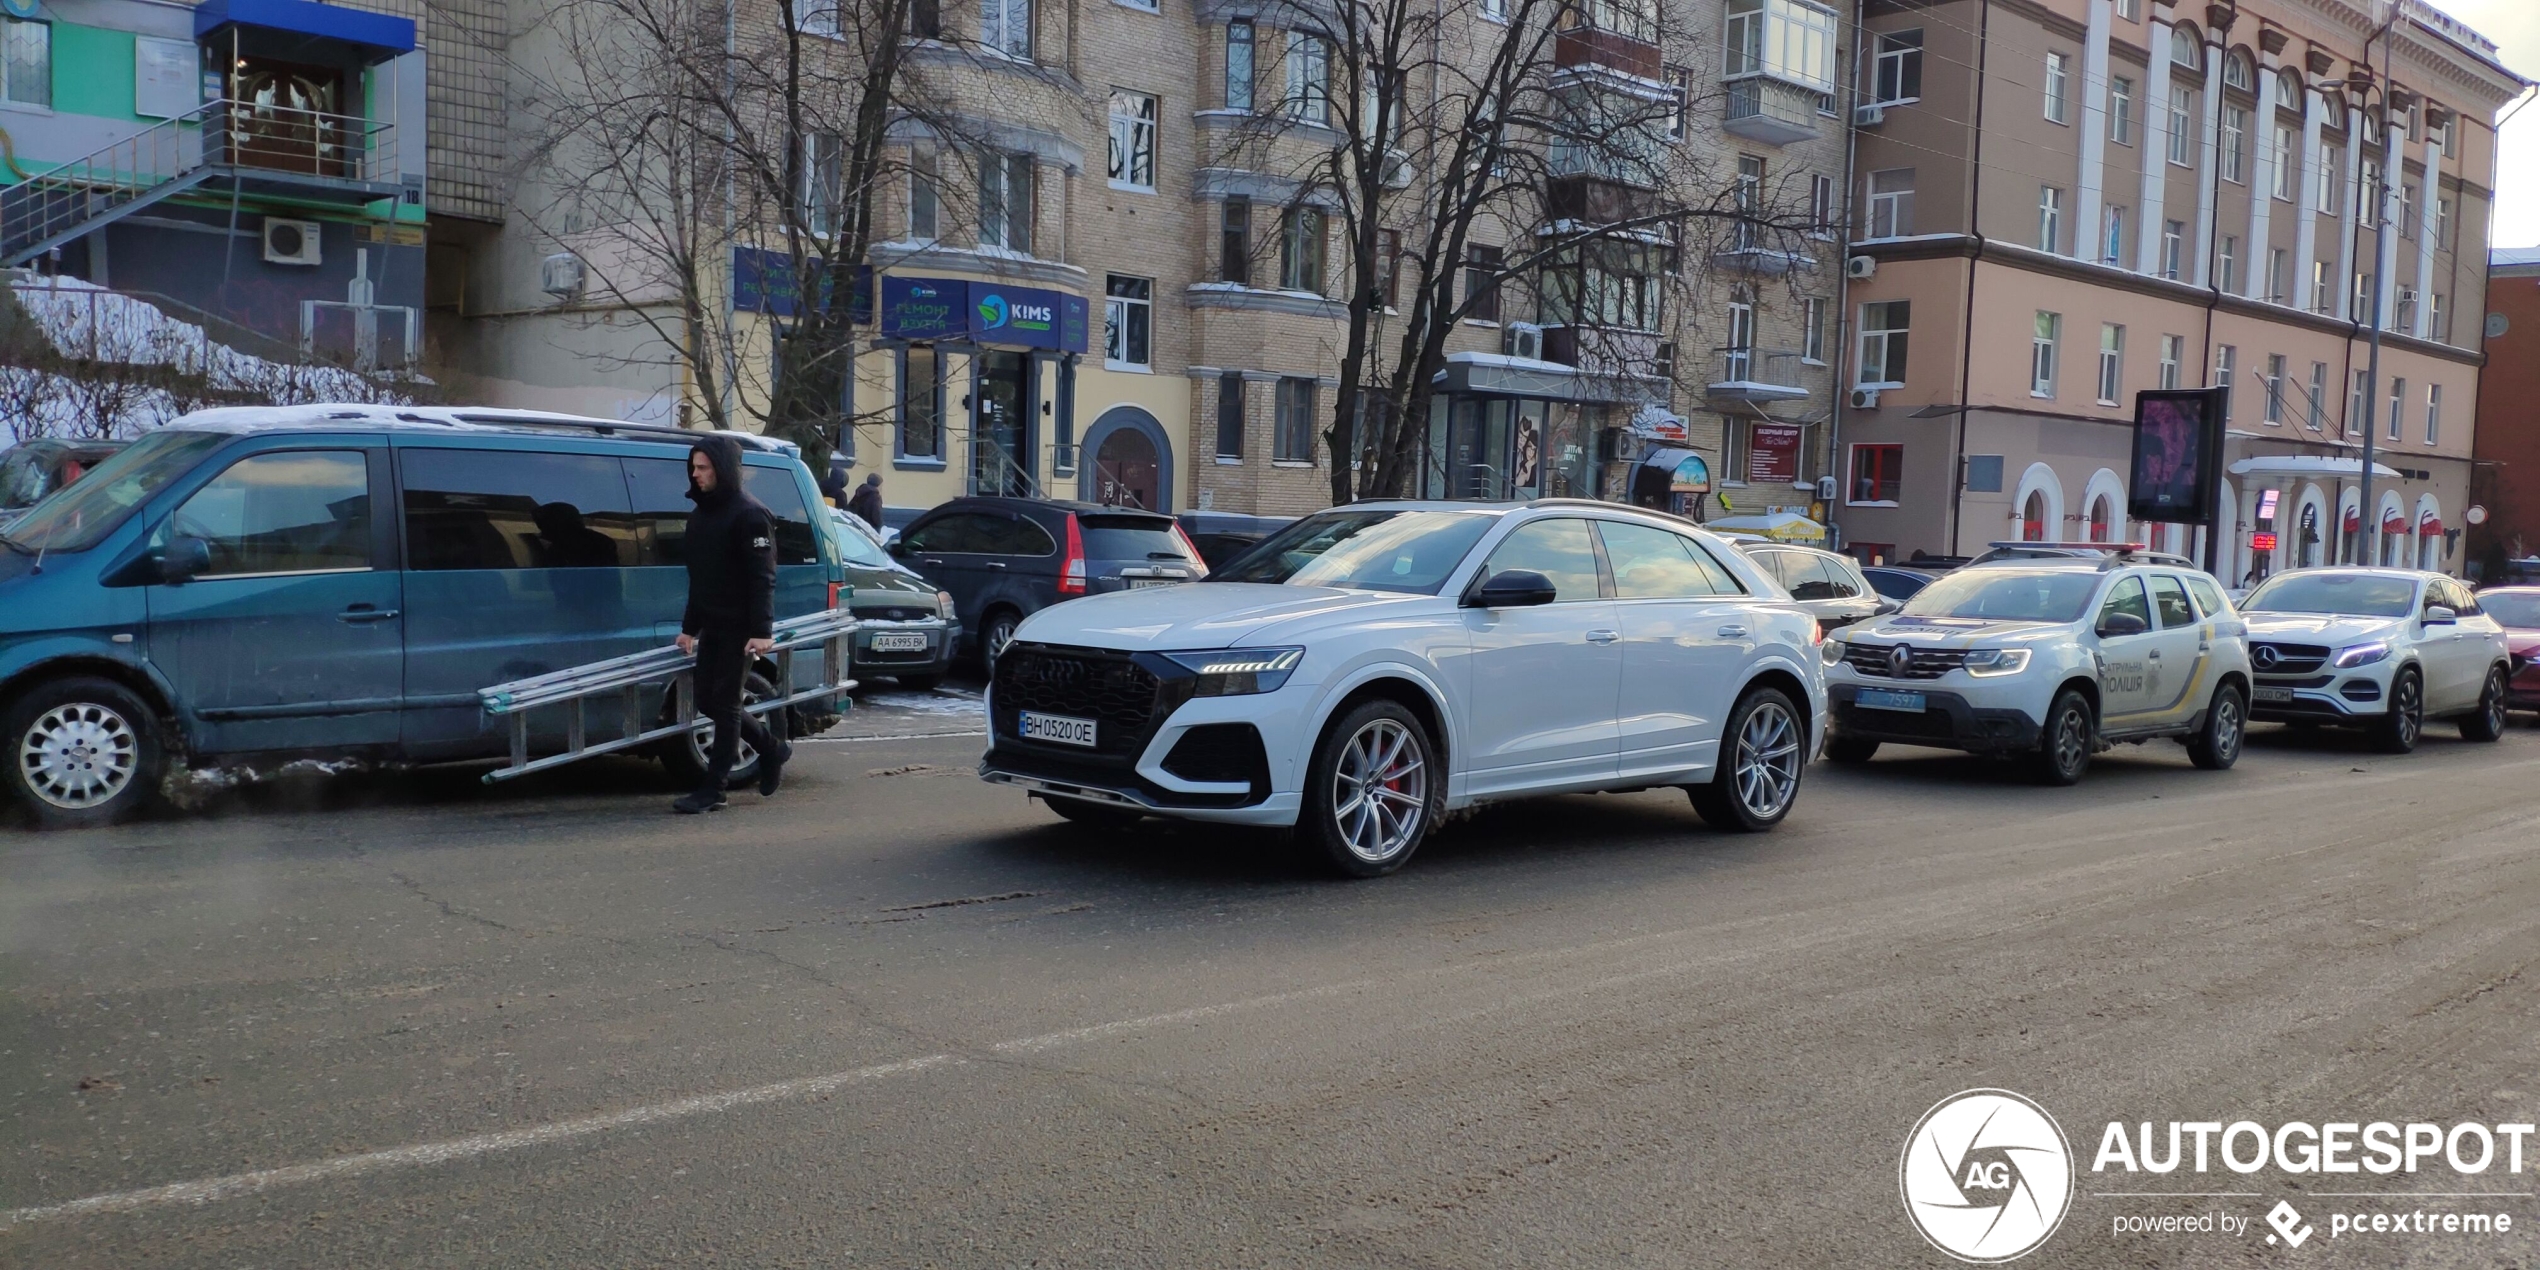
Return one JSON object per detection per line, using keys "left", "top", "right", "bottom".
{"left": 1900, "top": 1089, "right": 2076, "bottom": 1263}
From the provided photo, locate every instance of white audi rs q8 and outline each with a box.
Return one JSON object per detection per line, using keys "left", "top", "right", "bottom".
{"left": 976, "top": 501, "right": 1828, "bottom": 876}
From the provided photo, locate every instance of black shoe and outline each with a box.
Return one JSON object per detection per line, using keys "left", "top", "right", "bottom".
{"left": 672, "top": 790, "right": 727, "bottom": 814}
{"left": 757, "top": 740, "right": 794, "bottom": 797}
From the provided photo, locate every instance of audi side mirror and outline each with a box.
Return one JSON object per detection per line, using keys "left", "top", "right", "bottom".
{"left": 2422, "top": 605, "right": 2457, "bottom": 626}
{"left": 160, "top": 535, "right": 211, "bottom": 584}
{"left": 1876, "top": 598, "right": 1903, "bottom": 616}
{"left": 1465, "top": 569, "right": 1558, "bottom": 608}
{"left": 2097, "top": 611, "right": 2149, "bottom": 638}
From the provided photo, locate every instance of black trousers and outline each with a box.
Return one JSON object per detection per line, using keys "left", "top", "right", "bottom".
{"left": 693, "top": 629, "right": 774, "bottom": 794}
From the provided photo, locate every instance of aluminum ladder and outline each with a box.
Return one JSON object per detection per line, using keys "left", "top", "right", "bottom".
{"left": 476, "top": 607, "right": 862, "bottom": 783}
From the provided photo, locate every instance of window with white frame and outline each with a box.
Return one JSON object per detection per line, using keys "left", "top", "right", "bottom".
{"left": 2158, "top": 334, "right": 2182, "bottom": 390}
{"left": 1804, "top": 296, "right": 1827, "bottom": 363}
{"left": 2038, "top": 186, "right": 2064, "bottom": 253}
{"left": 2160, "top": 220, "right": 2184, "bottom": 279}
{"left": 2425, "top": 383, "right": 2442, "bottom": 445}
{"left": 2431, "top": 292, "right": 2447, "bottom": 342}
{"left": 2352, "top": 271, "right": 2372, "bottom": 323}
{"left": 1, "top": 18, "right": 48, "bottom": 107}
{"left": 2318, "top": 146, "right": 2341, "bottom": 215}
{"left": 1871, "top": 28, "right": 1922, "bottom": 104}
{"left": 1810, "top": 173, "right": 1835, "bottom": 233}
{"left": 2361, "top": 158, "right": 2383, "bottom": 223}
{"left": 2386, "top": 376, "right": 2405, "bottom": 441}
{"left": 1108, "top": 90, "right": 1157, "bottom": 190}
{"left": 2103, "top": 205, "right": 2127, "bottom": 266}
{"left": 2045, "top": 52, "right": 2071, "bottom": 124}
{"left": 2437, "top": 196, "right": 2454, "bottom": 250}
{"left": 1286, "top": 31, "right": 1331, "bottom": 125}
{"left": 982, "top": 0, "right": 1032, "bottom": 58}
{"left": 1724, "top": 289, "right": 1756, "bottom": 381}
{"left": 1724, "top": 0, "right": 1837, "bottom": 90}
{"left": 2219, "top": 234, "right": 2239, "bottom": 292}
{"left": 2400, "top": 182, "right": 2417, "bottom": 238}
{"left": 2115, "top": 0, "right": 2137, "bottom": 16}
{"left": 2307, "top": 361, "right": 2328, "bottom": 430}
{"left": 2222, "top": 105, "right": 2247, "bottom": 182}
{"left": 2172, "top": 31, "right": 2201, "bottom": 71}
{"left": 2311, "top": 259, "right": 2332, "bottom": 313}
{"left": 2224, "top": 49, "right": 2253, "bottom": 91}
{"left": 1104, "top": 274, "right": 1152, "bottom": 368}
{"left": 2348, "top": 369, "right": 2369, "bottom": 434}
{"left": 2098, "top": 323, "right": 2124, "bottom": 404}
{"left": 1866, "top": 168, "right": 1913, "bottom": 238}
{"left": 798, "top": 131, "right": 842, "bottom": 236}
{"left": 1859, "top": 300, "right": 1909, "bottom": 386}
{"left": 1225, "top": 20, "right": 1254, "bottom": 111}
{"left": 1280, "top": 205, "right": 1326, "bottom": 293}
{"left": 2272, "top": 125, "right": 2295, "bottom": 199}
{"left": 2168, "top": 85, "right": 2195, "bottom": 166}
{"left": 791, "top": 0, "right": 841, "bottom": 38}
{"left": 2031, "top": 311, "right": 2061, "bottom": 397}
{"left": 907, "top": 149, "right": 939, "bottom": 239}
{"left": 979, "top": 151, "right": 1034, "bottom": 251}
{"left": 2214, "top": 344, "right": 2236, "bottom": 422}
{"left": 2111, "top": 76, "right": 2135, "bottom": 144}
{"left": 1274, "top": 377, "right": 1316, "bottom": 462}
{"left": 1481, "top": 0, "right": 1508, "bottom": 18}
{"left": 2263, "top": 353, "right": 2286, "bottom": 423}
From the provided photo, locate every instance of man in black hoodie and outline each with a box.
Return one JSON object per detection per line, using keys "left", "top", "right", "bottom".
{"left": 671, "top": 437, "right": 792, "bottom": 813}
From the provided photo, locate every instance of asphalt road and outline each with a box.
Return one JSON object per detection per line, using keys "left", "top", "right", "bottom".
{"left": 6, "top": 693, "right": 2540, "bottom": 1268}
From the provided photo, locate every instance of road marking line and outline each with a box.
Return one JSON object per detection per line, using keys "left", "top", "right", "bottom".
{"left": 0, "top": 980, "right": 1383, "bottom": 1228}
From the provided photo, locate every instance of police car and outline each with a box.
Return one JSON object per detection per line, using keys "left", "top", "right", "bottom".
{"left": 1820, "top": 544, "right": 2253, "bottom": 784}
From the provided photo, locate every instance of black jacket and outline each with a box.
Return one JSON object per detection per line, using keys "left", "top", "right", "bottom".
{"left": 681, "top": 438, "right": 778, "bottom": 639}
{"left": 846, "top": 484, "right": 883, "bottom": 529}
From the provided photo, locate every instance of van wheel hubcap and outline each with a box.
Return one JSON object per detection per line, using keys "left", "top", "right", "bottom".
{"left": 1733, "top": 701, "right": 1801, "bottom": 818}
{"left": 21, "top": 703, "right": 139, "bottom": 810}
{"left": 1332, "top": 719, "right": 1426, "bottom": 864}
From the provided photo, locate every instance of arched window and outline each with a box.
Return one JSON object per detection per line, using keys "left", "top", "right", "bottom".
{"left": 2225, "top": 49, "right": 2254, "bottom": 91}
{"left": 2298, "top": 503, "right": 2321, "bottom": 567}
{"left": 2023, "top": 490, "right": 2048, "bottom": 542}
{"left": 2278, "top": 67, "right": 2304, "bottom": 113}
{"left": 2089, "top": 496, "right": 2113, "bottom": 542}
{"left": 2322, "top": 94, "right": 2346, "bottom": 132}
{"left": 2170, "top": 24, "right": 2203, "bottom": 71}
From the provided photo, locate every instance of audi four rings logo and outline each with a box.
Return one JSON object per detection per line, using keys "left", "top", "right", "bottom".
{"left": 1890, "top": 643, "right": 1915, "bottom": 677}
{"left": 1901, "top": 1089, "right": 2075, "bottom": 1263}
{"left": 2254, "top": 645, "right": 2282, "bottom": 670}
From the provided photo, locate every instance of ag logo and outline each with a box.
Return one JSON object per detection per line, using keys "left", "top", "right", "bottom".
{"left": 976, "top": 293, "right": 1010, "bottom": 329}
{"left": 1900, "top": 1089, "right": 2074, "bottom": 1263}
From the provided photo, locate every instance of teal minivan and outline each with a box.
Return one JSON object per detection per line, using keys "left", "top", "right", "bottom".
{"left": 0, "top": 406, "right": 849, "bottom": 827}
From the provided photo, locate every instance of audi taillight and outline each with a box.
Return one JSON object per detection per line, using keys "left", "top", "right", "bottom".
{"left": 1058, "top": 514, "right": 1088, "bottom": 595}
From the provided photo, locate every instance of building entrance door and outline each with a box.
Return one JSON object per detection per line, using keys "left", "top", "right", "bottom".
{"left": 1093, "top": 427, "right": 1159, "bottom": 508}
{"left": 972, "top": 350, "right": 1034, "bottom": 496}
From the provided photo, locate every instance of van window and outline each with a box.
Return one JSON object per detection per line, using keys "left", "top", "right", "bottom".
{"left": 625, "top": 457, "right": 693, "bottom": 566}
{"left": 401, "top": 449, "right": 635, "bottom": 570}
{"left": 169, "top": 450, "right": 374, "bottom": 577}
{"left": 741, "top": 464, "right": 821, "bottom": 564}
{"left": 1, "top": 429, "right": 225, "bottom": 555}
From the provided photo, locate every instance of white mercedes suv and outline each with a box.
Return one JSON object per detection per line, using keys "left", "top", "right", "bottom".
{"left": 976, "top": 501, "right": 1827, "bottom": 876}
{"left": 1822, "top": 555, "right": 2254, "bottom": 783}
{"left": 2238, "top": 568, "right": 2512, "bottom": 752}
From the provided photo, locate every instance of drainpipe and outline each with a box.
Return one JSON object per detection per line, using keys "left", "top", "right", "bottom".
{"left": 1946, "top": 0, "right": 1992, "bottom": 558}
{"left": 1827, "top": 0, "right": 1864, "bottom": 547}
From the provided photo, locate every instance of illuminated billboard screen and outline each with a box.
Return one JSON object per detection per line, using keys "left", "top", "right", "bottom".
{"left": 2126, "top": 388, "right": 2227, "bottom": 526}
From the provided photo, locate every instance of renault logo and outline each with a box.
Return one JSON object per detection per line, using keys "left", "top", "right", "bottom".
{"left": 1889, "top": 643, "right": 1914, "bottom": 677}
{"left": 2252, "top": 645, "right": 2281, "bottom": 671}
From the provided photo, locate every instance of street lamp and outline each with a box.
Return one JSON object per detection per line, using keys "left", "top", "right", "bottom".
{"left": 2343, "top": 1, "right": 2408, "bottom": 567}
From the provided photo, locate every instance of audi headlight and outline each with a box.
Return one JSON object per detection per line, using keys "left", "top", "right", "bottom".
{"left": 2332, "top": 641, "right": 2390, "bottom": 669}
{"left": 1821, "top": 636, "right": 1847, "bottom": 665}
{"left": 1961, "top": 648, "right": 2032, "bottom": 677}
{"left": 1162, "top": 647, "right": 1306, "bottom": 696}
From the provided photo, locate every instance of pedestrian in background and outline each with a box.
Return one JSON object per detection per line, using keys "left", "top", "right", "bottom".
{"left": 672, "top": 437, "right": 792, "bottom": 814}
{"left": 820, "top": 459, "right": 850, "bottom": 508}
{"left": 847, "top": 472, "right": 884, "bottom": 530}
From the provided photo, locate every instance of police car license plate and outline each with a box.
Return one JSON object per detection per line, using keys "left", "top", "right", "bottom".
{"left": 1128, "top": 578, "right": 1181, "bottom": 589}
{"left": 1856, "top": 688, "right": 1927, "bottom": 712}
{"left": 2253, "top": 686, "right": 2294, "bottom": 703}
{"left": 869, "top": 633, "right": 930, "bottom": 652}
{"left": 1018, "top": 711, "right": 1098, "bottom": 746}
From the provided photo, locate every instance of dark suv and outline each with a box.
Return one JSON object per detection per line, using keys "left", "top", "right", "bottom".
{"left": 891, "top": 498, "right": 1205, "bottom": 666}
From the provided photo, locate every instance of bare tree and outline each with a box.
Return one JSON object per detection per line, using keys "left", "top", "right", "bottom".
{"left": 1226, "top": 0, "right": 1826, "bottom": 502}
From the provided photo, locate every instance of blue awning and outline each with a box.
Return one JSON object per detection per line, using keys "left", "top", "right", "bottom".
{"left": 195, "top": 0, "right": 417, "bottom": 62}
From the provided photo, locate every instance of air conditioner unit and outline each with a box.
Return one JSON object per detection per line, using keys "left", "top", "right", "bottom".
{"left": 262, "top": 217, "right": 322, "bottom": 267}
{"left": 1845, "top": 254, "right": 1878, "bottom": 279}
{"left": 540, "top": 251, "right": 587, "bottom": 297}
{"left": 1848, "top": 387, "right": 1882, "bottom": 409}
{"left": 1380, "top": 148, "right": 1413, "bottom": 190}
{"left": 1503, "top": 322, "right": 1545, "bottom": 361}
{"left": 1816, "top": 475, "right": 1839, "bottom": 501}
{"left": 1854, "top": 103, "right": 1887, "bottom": 127}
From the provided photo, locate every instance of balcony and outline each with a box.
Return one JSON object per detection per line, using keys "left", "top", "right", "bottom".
{"left": 1711, "top": 239, "right": 1818, "bottom": 275}
{"left": 1722, "top": 75, "right": 1829, "bottom": 145}
{"left": 1546, "top": 174, "right": 1664, "bottom": 226}
{"left": 1706, "top": 348, "right": 1809, "bottom": 402}
{"left": 1555, "top": 24, "right": 1662, "bottom": 82}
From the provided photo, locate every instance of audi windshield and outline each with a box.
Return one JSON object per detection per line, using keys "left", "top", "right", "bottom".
{"left": 1208, "top": 510, "right": 1492, "bottom": 594}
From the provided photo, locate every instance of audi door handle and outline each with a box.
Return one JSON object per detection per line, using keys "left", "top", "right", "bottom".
{"left": 338, "top": 607, "right": 399, "bottom": 623}
{"left": 1716, "top": 625, "right": 1748, "bottom": 638}
{"left": 1585, "top": 630, "right": 1620, "bottom": 644}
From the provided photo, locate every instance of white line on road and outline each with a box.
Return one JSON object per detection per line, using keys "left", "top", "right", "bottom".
{"left": 0, "top": 977, "right": 1386, "bottom": 1229}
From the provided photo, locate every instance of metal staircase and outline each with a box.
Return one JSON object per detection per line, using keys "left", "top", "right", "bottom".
{"left": 0, "top": 100, "right": 401, "bottom": 268}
